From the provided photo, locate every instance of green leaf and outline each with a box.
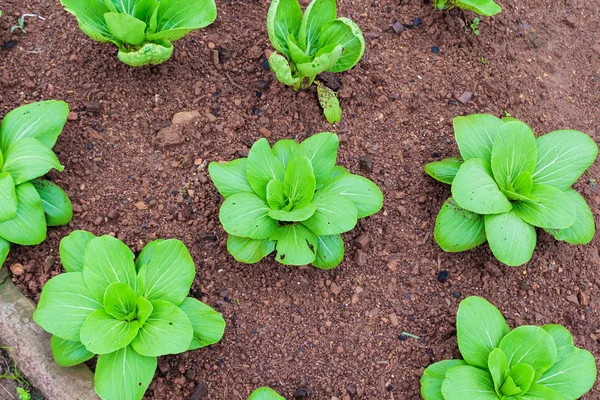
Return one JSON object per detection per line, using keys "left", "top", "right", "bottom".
{"left": 289, "top": 132, "right": 339, "bottom": 188}
{"left": 131, "top": 0, "right": 159, "bottom": 23}
{"left": 536, "top": 344, "right": 596, "bottom": 398}
{"left": 266, "top": 0, "right": 302, "bottom": 56}
{"left": 31, "top": 179, "right": 72, "bottom": 227}
{"left": 247, "top": 138, "right": 285, "bottom": 200}
{"left": 0, "top": 182, "right": 46, "bottom": 245}
{"left": 319, "top": 17, "right": 365, "bottom": 73}
{"left": 219, "top": 192, "right": 279, "bottom": 240}
{"left": 505, "top": 363, "right": 535, "bottom": 396}
{"left": 317, "top": 83, "right": 342, "bottom": 124}
{"left": 533, "top": 129, "right": 598, "bottom": 191}
{"left": 0, "top": 100, "right": 69, "bottom": 151}
{"left": 330, "top": 165, "right": 349, "bottom": 179}
{"left": 456, "top": 296, "right": 510, "bottom": 369}
{"left": 136, "top": 296, "right": 153, "bottom": 328}
{"left": 548, "top": 189, "right": 595, "bottom": 244}
{"left": 296, "top": 44, "right": 343, "bottom": 77}
{"left": 484, "top": 211, "right": 536, "bottom": 267}
{"left": 424, "top": 157, "right": 463, "bottom": 185}
{"left": 312, "top": 234, "right": 344, "bottom": 269}
{"left": 285, "top": 156, "right": 316, "bottom": 207}
{"left": 136, "top": 239, "right": 195, "bottom": 305}
{"left": 131, "top": 300, "right": 193, "bottom": 357}
{"left": 453, "top": 114, "right": 505, "bottom": 162}
{"left": 33, "top": 272, "right": 102, "bottom": 342}
{"left": 541, "top": 324, "right": 574, "bottom": 350}
{"left": 50, "top": 336, "right": 94, "bottom": 367}
{"left": 420, "top": 360, "right": 467, "bottom": 400}
{"left": 80, "top": 309, "right": 140, "bottom": 354}
{"left": 104, "top": 282, "right": 138, "bottom": 320}
{"left": 266, "top": 179, "right": 287, "bottom": 210}
{"left": 103, "top": 12, "right": 147, "bottom": 46}
{"left": 117, "top": 41, "right": 174, "bottom": 67}
{"left": 178, "top": 297, "right": 225, "bottom": 350}
{"left": 514, "top": 384, "right": 567, "bottom": 400}
{"left": 302, "top": 192, "right": 357, "bottom": 235}
{"left": 500, "top": 375, "right": 522, "bottom": 396}
{"left": 513, "top": 184, "right": 576, "bottom": 229}
{"left": 0, "top": 238, "right": 9, "bottom": 269}
{"left": 249, "top": 387, "right": 286, "bottom": 400}
{"left": 145, "top": 0, "right": 217, "bottom": 42}
{"left": 227, "top": 235, "right": 275, "bottom": 264}
{"left": 1, "top": 138, "right": 64, "bottom": 185}
{"left": 59, "top": 0, "right": 115, "bottom": 42}
{"left": 451, "top": 158, "right": 512, "bottom": 215}
{"left": 298, "top": 0, "right": 336, "bottom": 54}
{"left": 59, "top": 230, "right": 96, "bottom": 273}
{"left": 269, "top": 204, "right": 316, "bottom": 222}
{"left": 434, "top": 198, "right": 487, "bottom": 252}
{"left": 269, "top": 52, "right": 300, "bottom": 87}
{"left": 454, "top": 0, "right": 502, "bottom": 16}
{"left": 499, "top": 326, "right": 557, "bottom": 376}
{"left": 208, "top": 159, "right": 254, "bottom": 199}
{"left": 272, "top": 224, "right": 319, "bottom": 265}
{"left": 0, "top": 172, "right": 17, "bottom": 222}
{"left": 319, "top": 173, "right": 383, "bottom": 218}
{"left": 488, "top": 348, "right": 508, "bottom": 394}
{"left": 272, "top": 139, "right": 299, "bottom": 168}
{"left": 512, "top": 171, "right": 533, "bottom": 196}
{"left": 441, "top": 365, "right": 498, "bottom": 399}
{"left": 95, "top": 346, "right": 157, "bottom": 400}
{"left": 82, "top": 235, "right": 137, "bottom": 303}
{"left": 286, "top": 34, "right": 312, "bottom": 64}
{"left": 491, "top": 121, "right": 537, "bottom": 189}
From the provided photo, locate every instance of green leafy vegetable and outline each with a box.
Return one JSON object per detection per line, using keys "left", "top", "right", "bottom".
{"left": 59, "top": 0, "right": 217, "bottom": 67}
{"left": 434, "top": 0, "right": 501, "bottom": 16}
{"left": 425, "top": 115, "right": 597, "bottom": 266}
{"left": 34, "top": 232, "right": 226, "bottom": 400}
{"left": 420, "top": 296, "right": 597, "bottom": 400}
{"left": 0, "top": 101, "right": 72, "bottom": 269}
{"left": 248, "top": 387, "right": 286, "bottom": 400}
{"left": 209, "top": 132, "right": 383, "bottom": 269}
{"left": 267, "top": 0, "right": 364, "bottom": 123}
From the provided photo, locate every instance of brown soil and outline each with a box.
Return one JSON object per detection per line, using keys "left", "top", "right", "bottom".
{"left": 2, "top": 0, "right": 600, "bottom": 399}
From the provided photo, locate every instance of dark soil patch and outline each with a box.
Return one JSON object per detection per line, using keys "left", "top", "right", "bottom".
{"left": 1, "top": 0, "right": 600, "bottom": 399}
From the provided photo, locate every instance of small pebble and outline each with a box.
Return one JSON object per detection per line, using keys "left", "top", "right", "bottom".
{"left": 452, "top": 291, "right": 461, "bottom": 298}
{"left": 398, "top": 334, "right": 407, "bottom": 341}
{"left": 437, "top": 270, "right": 448, "bottom": 283}
{"left": 431, "top": 46, "right": 440, "bottom": 54}
{"left": 262, "top": 60, "right": 270, "bottom": 70}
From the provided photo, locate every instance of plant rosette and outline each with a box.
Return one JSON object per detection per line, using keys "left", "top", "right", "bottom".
{"left": 421, "top": 296, "right": 597, "bottom": 400}
{"left": 209, "top": 132, "right": 384, "bottom": 269}
{"left": 425, "top": 114, "right": 598, "bottom": 266}
{"left": 267, "top": 0, "right": 365, "bottom": 123}
{"left": 0, "top": 100, "right": 73, "bottom": 268}
{"left": 434, "top": 0, "right": 501, "bottom": 16}
{"left": 33, "top": 231, "right": 226, "bottom": 400}
{"left": 59, "top": 0, "right": 217, "bottom": 67}
{"left": 248, "top": 387, "right": 286, "bottom": 399}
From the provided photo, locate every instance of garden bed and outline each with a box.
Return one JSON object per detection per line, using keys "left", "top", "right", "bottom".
{"left": 1, "top": 0, "right": 599, "bottom": 398}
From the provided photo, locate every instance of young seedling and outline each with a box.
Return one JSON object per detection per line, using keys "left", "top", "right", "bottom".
{"left": 421, "top": 296, "right": 597, "bottom": 399}
{"left": 209, "top": 132, "right": 384, "bottom": 269}
{"left": 0, "top": 101, "right": 73, "bottom": 269}
{"left": 425, "top": 114, "right": 598, "bottom": 266}
{"left": 248, "top": 387, "right": 285, "bottom": 399}
{"left": 33, "top": 232, "right": 226, "bottom": 400}
{"left": 10, "top": 14, "right": 44, "bottom": 34}
{"left": 469, "top": 17, "right": 480, "bottom": 35}
{"left": 267, "top": 0, "right": 365, "bottom": 123}
{"left": 59, "top": 0, "right": 217, "bottom": 67}
{"left": 434, "top": 0, "right": 501, "bottom": 16}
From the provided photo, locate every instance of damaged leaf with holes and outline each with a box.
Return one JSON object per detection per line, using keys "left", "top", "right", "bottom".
{"left": 209, "top": 132, "right": 383, "bottom": 269}
{"left": 266, "top": 0, "right": 364, "bottom": 123}
{"left": 0, "top": 100, "right": 73, "bottom": 269}
{"left": 424, "top": 114, "right": 598, "bottom": 266}
{"left": 59, "top": 0, "right": 217, "bottom": 67}
{"left": 33, "top": 232, "right": 226, "bottom": 400}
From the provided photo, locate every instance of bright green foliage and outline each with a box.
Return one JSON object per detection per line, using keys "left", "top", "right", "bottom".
{"left": 248, "top": 387, "right": 286, "bottom": 399}
{"left": 33, "top": 232, "right": 226, "bottom": 400}
{"left": 420, "top": 296, "right": 597, "bottom": 400}
{"left": 267, "top": 0, "right": 364, "bottom": 123}
{"left": 0, "top": 101, "right": 72, "bottom": 269}
{"left": 209, "top": 132, "right": 383, "bottom": 269}
{"left": 425, "top": 115, "right": 597, "bottom": 266}
{"left": 59, "top": 0, "right": 217, "bottom": 67}
{"left": 434, "top": 0, "right": 501, "bottom": 16}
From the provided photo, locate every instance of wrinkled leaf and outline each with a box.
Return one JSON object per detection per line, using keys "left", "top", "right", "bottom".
{"left": 317, "top": 83, "right": 342, "bottom": 124}
{"left": 117, "top": 41, "right": 174, "bottom": 67}
{"left": 296, "top": 44, "right": 343, "bottom": 78}
{"left": 268, "top": 52, "right": 301, "bottom": 87}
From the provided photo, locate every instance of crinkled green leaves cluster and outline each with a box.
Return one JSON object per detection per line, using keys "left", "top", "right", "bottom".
{"left": 0, "top": 100, "right": 73, "bottom": 268}
{"left": 60, "top": 0, "right": 217, "bottom": 67}
{"left": 209, "top": 132, "right": 383, "bottom": 269}
{"left": 421, "top": 296, "right": 597, "bottom": 400}
{"left": 33, "top": 231, "right": 226, "bottom": 400}
{"left": 425, "top": 114, "right": 598, "bottom": 266}
{"left": 267, "top": 0, "right": 365, "bottom": 123}
{"left": 434, "top": 0, "right": 501, "bottom": 16}
{"left": 248, "top": 387, "right": 285, "bottom": 400}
